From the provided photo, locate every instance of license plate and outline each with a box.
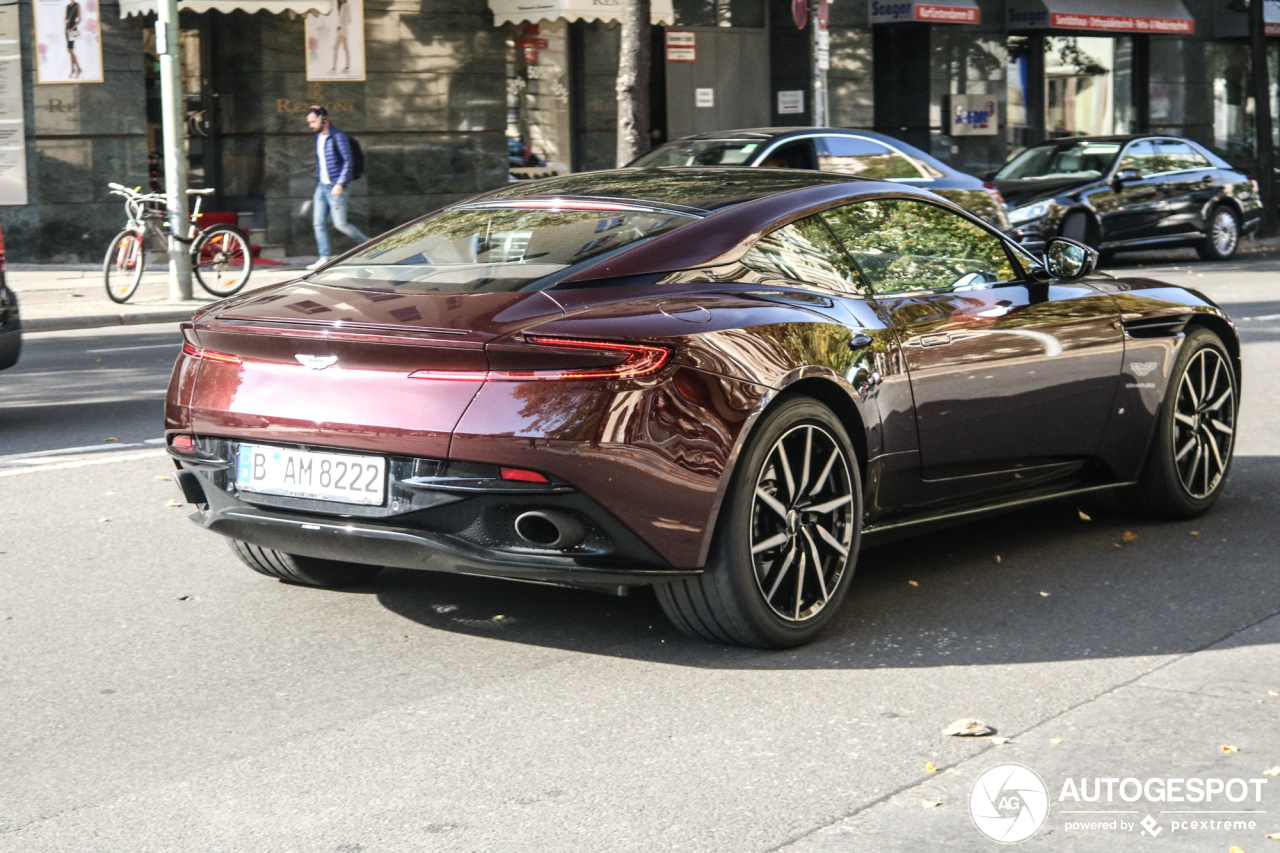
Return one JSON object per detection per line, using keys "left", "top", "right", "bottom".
{"left": 236, "top": 443, "right": 387, "bottom": 506}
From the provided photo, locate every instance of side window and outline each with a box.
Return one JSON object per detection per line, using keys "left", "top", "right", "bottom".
{"left": 757, "top": 141, "right": 817, "bottom": 170}
{"left": 1118, "top": 141, "right": 1158, "bottom": 176}
{"left": 1151, "top": 140, "right": 1210, "bottom": 173}
{"left": 742, "top": 215, "right": 864, "bottom": 293}
{"left": 820, "top": 199, "right": 1016, "bottom": 295}
{"left": 816, "top": 136, "right": 927, "bottom": 179}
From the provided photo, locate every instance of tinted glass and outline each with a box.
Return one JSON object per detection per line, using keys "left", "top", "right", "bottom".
{"left": 996, "top": 140, "right": 1121, "bottom": 180}
{"left": 742, "top": 216, "right": 863, "bottom": 293}
{"left": 1118, "top": 141, "right": 1159, "bottom": 175}
{"left": 314, "top": 206, "right": 697, "bottom": 292}
{"left": 817, "top": 136, "right": 929, "bottom": 179}
{"left": 1150, "top": 140, "right": 1211, "bottom": 173}
{"left": 821, "top": 199, "right": 1016, "bottom": 294}
{"left": 673, "top": 0, "right": 764, "bottom": 26}
{"left": 632, "top": 139, "right": 767, "bottom": 167}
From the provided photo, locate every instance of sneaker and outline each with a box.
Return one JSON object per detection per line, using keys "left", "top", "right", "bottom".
{"left": 306, "top": 256, "right": 330, "bottom": 270}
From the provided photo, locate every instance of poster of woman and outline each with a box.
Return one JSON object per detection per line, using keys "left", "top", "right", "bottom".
{"left": 34, "top": 0, "right": 102, "bottom": 84}
{"left": 306, "top": 0, "right": 365, "bottom": 82}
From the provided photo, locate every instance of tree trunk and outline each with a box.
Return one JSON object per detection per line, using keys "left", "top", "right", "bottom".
{"left": 616, "top": 0, "right": 651, "bottom": 167}
{"left": 1250, "top": 0, "right": 1277, "bottom": 236}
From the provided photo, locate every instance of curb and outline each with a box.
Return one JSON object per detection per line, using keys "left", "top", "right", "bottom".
{"left": 22, "top": 308, "right": 199, "bottom": 333}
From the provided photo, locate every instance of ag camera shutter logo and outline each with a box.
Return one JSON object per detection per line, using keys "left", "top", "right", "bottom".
{"left": 969, "top": 763, "right": 1050, "bottom": 843}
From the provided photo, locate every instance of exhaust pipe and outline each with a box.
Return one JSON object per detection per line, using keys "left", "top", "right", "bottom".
{"left": 514, "top": 510, "right": 586, "bottom": 550}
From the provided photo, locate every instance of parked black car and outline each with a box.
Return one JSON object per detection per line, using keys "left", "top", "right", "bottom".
{"left": 630, "top": 127, "right": 1011, "bottom": 231}
{"left": 993, "top": 135, "right": 1262, "bottom": 261}
{"left": 0, "top": 226, "right": 18, "bottom": 372}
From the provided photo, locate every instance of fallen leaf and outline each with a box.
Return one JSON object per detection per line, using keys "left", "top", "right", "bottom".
{"left": 991, "top": 736, "right": 1010, "bottom": 745}
{"left": 98, "top": 517, "right": 110, "bottom": 523}
{"left": 1123, "top": 531, "right": 1137, "bottom": 541}
{"left": 995, "top": 555, "right": 1002, "bottom": 563}
{"left": 942, "top": 718, "right": 995, "bottom": 737}
{"left": 154, "top": 475, "right": 171, "bottom": 481}
{"left": 492, "top": 615, "right": 505, "bottom": 621}
{"left": 1078, "top": 510, "right": 1092, "bottom": 521}
{"left": 96, "top": 357, "right": 102, "bottom": 362}
{"left": 1222, "top": 744, "right": 1238, "bottom": 753}
{"left": 1113, "top": 543, "right": 1123, "bottom": 549}
{"left": 908, "top": 580, "right": 919, "bottom": 587}
{"left": 1049, "top": 738, "right": 1063, "bottom": 744}
{"left": 1265, "top": 832, "right": 1280, "bottom": 840}
{"left": 1269, "top": 691, "right": 1278, "bottom": 697}
{"left": 1229, "top": 847, "right": 1246, "bottom": 853}
{"left": 165, "top": 499, "right": 182, "bottom": 507}
{"left": 1263, "top": 766, "right": 1280, "bottom": 776}
{"left": 1191, "top": 531, "right": 1200, "bottom": 536}
{"left": 103, "top": 437, "right": 118, "bottom": 443}
{"left": 105, "top": 491, "right": 116, "bottom": 496}
{"left": 922, "top": 800, "right": 941, "bottom": 809}
{"left": 1040, "top": 591, "right": 1051, "bottom": 597}
{"left": 925, "top": 762, "right": 937, "bottom": 772}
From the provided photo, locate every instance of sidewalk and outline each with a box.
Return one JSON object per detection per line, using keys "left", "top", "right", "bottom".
{"left": 7, "top": 263, "right": 311, "bottom": 333}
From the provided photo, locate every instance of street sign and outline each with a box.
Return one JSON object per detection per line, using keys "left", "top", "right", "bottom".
{"left": 792, "top": 0, "right": 808, "bottom": 28}
{"left": 949, "top": 93, "right": 998, "bottom": 136}
{"left": 665, "top": 30, "right": 696, "bottom": 62}
{"left": 695, "top": 88, "right": 714, "bottom": 108}
{"left": 817, "top": 0, "right": 829, "bottom": 29}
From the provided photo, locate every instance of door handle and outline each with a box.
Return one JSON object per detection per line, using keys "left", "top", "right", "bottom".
{"left": 849, "top": 333, "right": 874, "bottom": 350}
{"left": 921, "top": 333, "right": 951, "bottom": 347}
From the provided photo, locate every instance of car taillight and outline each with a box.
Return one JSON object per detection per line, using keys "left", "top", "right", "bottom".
{"left": 182, "top": 340, "right": 242, "bottom": 364}
{"left": 409, "top": 336, "right": 671, "bottom": 382}
{"left": 171, "top": 434, "right": 195, "bottom": 453}
{"left": 501, "top": 467, "right": 550, "bottom": 483}
{"left": 982, "top": 181, "right": 1006, "bottom": 207}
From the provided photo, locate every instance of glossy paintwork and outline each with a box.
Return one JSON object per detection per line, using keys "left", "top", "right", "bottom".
{"left": 165, "top": 169, "right": 1241, "bottom": 580}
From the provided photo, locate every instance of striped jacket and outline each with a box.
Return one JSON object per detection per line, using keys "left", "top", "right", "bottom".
{"left": 316, "top": 126, "right": 356, "bottom": 187}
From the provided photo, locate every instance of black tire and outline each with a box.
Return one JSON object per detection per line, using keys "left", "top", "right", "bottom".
{"left": 192, "top": 225, "right": 253, "bottom": 298}
{"left": 1128, "top": 328, "right": 1237, "bottom": 518}
{"left": 104, "top": 229, "right": 145, "bottom": 304}
{"left": 230, "top": 539, "right": 382, "bottom": 588}
{"left": 655, "top": 396, "right": 862, "bottom": 648}
{"left": 1196, "top": 205, "right": 1240, "bottom": 261}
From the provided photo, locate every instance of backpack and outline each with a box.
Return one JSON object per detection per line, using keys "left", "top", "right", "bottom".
{"left": 346, "top": 133, "right": 364, "bottom": 181}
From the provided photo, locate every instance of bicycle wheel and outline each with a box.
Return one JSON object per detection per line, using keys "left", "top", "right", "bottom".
{"left": 191, "top": 225, "right": 252, "bottom": 298}
{"left": 103, "top": 229, "right": 145, "bottom": 304}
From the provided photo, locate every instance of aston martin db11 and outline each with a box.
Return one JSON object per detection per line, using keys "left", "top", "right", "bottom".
{"left": 165, "top": 168, "right": 1240, "bottom": 647}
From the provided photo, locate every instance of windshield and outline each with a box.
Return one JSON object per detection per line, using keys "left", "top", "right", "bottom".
{"left": 995, "top": 141, "right": 1122, "bottom": 181}
{"left": 310, "top": 205, "right": 697, "bottom": 292}
{"left": 630, "top": 139, "right": 765, "bottom": 167}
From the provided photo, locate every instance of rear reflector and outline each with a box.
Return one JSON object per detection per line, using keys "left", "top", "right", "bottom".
{"left": 409, "top": 336, "right": 670, "bottom": 382}
{"left": 500, "top": 467, "right": 550, "bottom": 483}
{"left": 171, "top": 434, "right": 195, "bottom": 452}
{"left": 182, "top": 340, "right": 242, "bottom": 364}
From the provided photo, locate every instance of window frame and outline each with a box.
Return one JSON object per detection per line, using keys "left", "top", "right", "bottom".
{"left": 752, "top": 132, "right": 939, "bottom": 181}
{"left": 742, "top": 214, "right": 872, "bottom": 296}
{"left": 812, "top": 195, "right": 1032, "bottom": 298}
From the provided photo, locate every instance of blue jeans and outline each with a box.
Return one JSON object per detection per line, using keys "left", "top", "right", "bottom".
{"left": 313, "top": 183, "right": 369, "bottom": 258}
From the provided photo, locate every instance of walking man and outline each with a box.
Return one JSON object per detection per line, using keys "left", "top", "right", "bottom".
{"left": 306, "top": 105, "right": 368, "bottom": 268}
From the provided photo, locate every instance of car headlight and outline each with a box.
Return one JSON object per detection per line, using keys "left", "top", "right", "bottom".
{"left": 1009, "top": 201, "right": 1050, "bottom": 226}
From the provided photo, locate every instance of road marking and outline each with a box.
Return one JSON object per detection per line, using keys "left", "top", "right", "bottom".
{"left": 85, "top": 343, "right": 180, "bottom": 353}
{"left": 0, "top": 448, "right": 169, "bottom": 477}
{"left": 0, "top": 437, "right": 167, "bottom": 464}
{"left": 1244, "top": 313, "right": 1280, "bottom": 321}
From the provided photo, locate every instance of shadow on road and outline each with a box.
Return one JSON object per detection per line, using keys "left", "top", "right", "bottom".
{"left": 335, "top": 455, "right": 1280, "bottom": 670}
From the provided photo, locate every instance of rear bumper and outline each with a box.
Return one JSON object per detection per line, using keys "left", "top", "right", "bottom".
{"left": 171, "top": 438, "right": 694, "bottom": 589}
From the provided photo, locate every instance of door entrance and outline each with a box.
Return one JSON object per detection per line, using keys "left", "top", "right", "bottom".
{"left": 664, "top": 27, "right": 769, "bottom": 139}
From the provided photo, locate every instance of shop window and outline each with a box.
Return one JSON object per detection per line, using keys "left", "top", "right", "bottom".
{"left": 1209, "top": 43, "right": 1279, "bottom": 167}
{"left": 1045, "top": 37, "right": 1131, "bottom": 139}
{"left": 672, "top": 0, "right": 765, "bottom": 28}
{"left": 506, "top": 22, "right": 571, "bottom": 179}
{"left": 820, "top": 199, "right": 1014, "bottom": 295}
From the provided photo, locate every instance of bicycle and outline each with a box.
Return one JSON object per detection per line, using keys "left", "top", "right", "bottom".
{"left": 104, "top": 182, "right": 254, "bottom": 304}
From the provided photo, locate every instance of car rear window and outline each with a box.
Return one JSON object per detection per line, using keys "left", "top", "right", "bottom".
{"left": 630, "top": 139, "right": 765, "bottom": 167}
{"left": 310, "top": 205, "right": 698, "bottom": 292}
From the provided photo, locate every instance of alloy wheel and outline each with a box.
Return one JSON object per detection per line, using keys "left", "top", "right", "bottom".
{"left": 1211, "top": 209, "right": 1238, "bottom": 257}
{"left": 1172, "top": 347, "right": 1235, "bottom": 498}
{"left": 750, "top": 424, "right": 855, "bottom": 622}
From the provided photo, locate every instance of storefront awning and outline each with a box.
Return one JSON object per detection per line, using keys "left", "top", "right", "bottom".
{"left": 1007, "top": 0, "right": 1195, "bottom": 33}
{"left": 1215, "top": 0, "right": 1280, "bottom": 38}
{"left": 868, "top": 0, "right": 980, "bottom": 25}
{"left": 118, "top": 0, "right": 330, "bottom": 17}
{"left": 489, "top": 0, "right": 673, "bottom": 27}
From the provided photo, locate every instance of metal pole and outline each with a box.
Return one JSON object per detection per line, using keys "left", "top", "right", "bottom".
{"left": 156, "top": 0, "right": 191, "bottom": 300}
{"left": 811, "top": 1, "right": 828, "bottom": 127}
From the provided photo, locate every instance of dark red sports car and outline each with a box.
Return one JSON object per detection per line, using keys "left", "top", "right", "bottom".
{"left": 165, "top": 169, "right": 1240, "bottom": 648}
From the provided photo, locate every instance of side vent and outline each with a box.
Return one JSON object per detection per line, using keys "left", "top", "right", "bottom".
{"left": 1121, "top": 314, "right": 1191, "bottom": 339}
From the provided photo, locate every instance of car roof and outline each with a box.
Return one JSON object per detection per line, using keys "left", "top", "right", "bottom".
{"left": 475, "top": 167, "right": 866, "bottom": 212}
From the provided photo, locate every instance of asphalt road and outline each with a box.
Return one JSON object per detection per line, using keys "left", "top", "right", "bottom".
{"left": 1, "top": 260, "right": 1278, "bottom": 851}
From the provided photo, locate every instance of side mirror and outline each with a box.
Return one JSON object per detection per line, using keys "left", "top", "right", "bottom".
{"left": 1044, "top": 237, "right": 1098, "bottom": 281}
{"left": 1112, "top": 167, "right": 1142, "bottom": 187}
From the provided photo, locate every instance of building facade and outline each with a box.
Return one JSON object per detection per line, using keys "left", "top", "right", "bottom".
{"left": 2, "top": 0, "right": 1278, "bottom": 262}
